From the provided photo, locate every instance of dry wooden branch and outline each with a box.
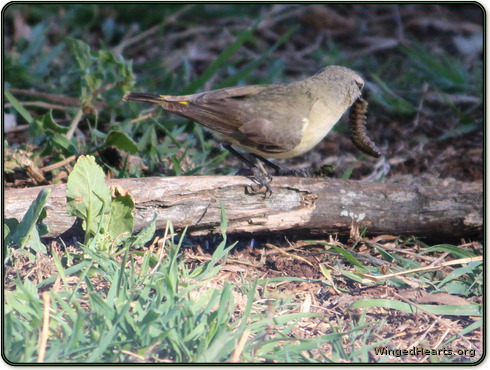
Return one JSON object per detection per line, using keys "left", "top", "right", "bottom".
{"left": 4, "top": 176, "right": 482, "bottom": 239}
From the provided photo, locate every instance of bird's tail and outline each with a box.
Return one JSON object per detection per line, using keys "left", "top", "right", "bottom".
{"left": 122, "top": 92, "right": 167, "bottom": 105}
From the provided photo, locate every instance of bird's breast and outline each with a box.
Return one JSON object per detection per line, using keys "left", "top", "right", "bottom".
{"left": 276, "top": 99, "right": 344, "bottom": 158}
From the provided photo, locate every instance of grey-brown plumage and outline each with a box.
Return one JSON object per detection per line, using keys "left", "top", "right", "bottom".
{"left": 123, "top": 65, "right": 380, "bottom": 159}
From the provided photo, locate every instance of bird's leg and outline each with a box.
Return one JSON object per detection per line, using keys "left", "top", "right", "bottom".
{"left": 251, "top": 154, "right": 309, "bottom": 178}
{"left": 222, "top": 144, "right": 272, "bottom": 196}
{"left": 222, "top": 144, "right": 258, "bottom": 174}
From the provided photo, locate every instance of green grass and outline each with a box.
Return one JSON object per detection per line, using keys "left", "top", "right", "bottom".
{"left": 4, "top": 222, "right": 482, "bottom": 363}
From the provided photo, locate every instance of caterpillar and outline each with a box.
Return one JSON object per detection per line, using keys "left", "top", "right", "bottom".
{"left": 349, "top": 97, "right": 382, "bottom": 158}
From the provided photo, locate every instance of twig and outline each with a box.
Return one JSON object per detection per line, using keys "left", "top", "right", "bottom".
{"left": 6, "top": 88, "right": 106, "bottom": 110}
{"left": 4, "top": 101, "right": 74, "bottom": 111}
{"left": 361, "top": 256, "right": 482, "bottom": 282}
{"left": 4, "top": 123, "right": 29, "bottom": 133}
{"left": 188, "top": 254, "right": 260, "bottom": 268}
{"left": 121, "top": 349, "right": 145, "bottom": 362}
{"left": 90, "top": 81, "right": 119, "bottom": 100}
{"left": 40, "top": 155, "right": 77, "bottom": 173}
{"left": 230, "top": 328, "right": 250, "bottom": 363}
{"left": 149, "top": 221, "right": 171, "bottom": 276}
{"left": 112, "top": 24, "right": 162, "bottom": 56}
{"left": 129, "top": 112, "right": 156, "bottom": 123}
{"left": 424, "top": 91, "right": 482, "bottom": 105}
{"left": 427, "top": 252, "right": 449, "bottom": 267}
{"left": 265, "top": 243, "right": 313, "bottom": 266}
{"left": 37, "top": 292, "right": 51, "bottom": 362}
{"left": 7, "top": 88, "right": 80, "bottom": 106}
{"left": 66, "top": 108, "right": 83, "bottom": 140}
{"left": 347, "top": 37, "right": 399, "bottom": 59}
{"left": 25, "top": 164, "right": 49, "bottom": 185}
{"left": 111, "top": 112, "right": 156, "bottom": 126}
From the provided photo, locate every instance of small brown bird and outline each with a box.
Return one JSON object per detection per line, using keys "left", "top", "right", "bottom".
{"left": 123, "top": 65, "right": 381, "bottom": 180}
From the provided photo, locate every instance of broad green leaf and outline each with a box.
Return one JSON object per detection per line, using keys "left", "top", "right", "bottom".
{"left": 4, "top": 223, "right": 11, "bottom": 246}
{"left": 28, "top": 227, "right": 47, "bottom": 254}
{"left": 128, "top": 213, "right": 157, "bottom": 249}
{"left": 35, "top": 208, "right": 49, "bottom": 237}
{"left": 50, "top": 132, "right": 78, "bottom": 154}
{"left": 106, "top": 191, "right": 134, "bottom": 241}
{"left": 4, "top": 218, "right": 19, "bottom": 245}
{"left": 66, "top": 155, "right": 111, "bottom": 242}
{"left": 104, "top": 131, "right": 138, "bottom": 154}
{"left": 11, "top": 188, "right": 51, "bottom": 249}
{"left": 36, "top": 111, "right": 69, "bottom": 134}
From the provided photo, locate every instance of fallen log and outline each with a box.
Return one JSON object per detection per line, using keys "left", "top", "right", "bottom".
{"left": 4, "top": 176, "right": 482, "bottom": 239}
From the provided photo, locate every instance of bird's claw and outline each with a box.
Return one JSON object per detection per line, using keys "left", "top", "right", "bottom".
{"left": 245, "top": 167, "right": 273, "bottom": 198}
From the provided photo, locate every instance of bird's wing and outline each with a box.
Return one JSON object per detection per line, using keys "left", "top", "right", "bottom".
{"left": 163, "top": 85, "right": 268, "bottom": 104}
{"left": 162, "top": 85, "right": 307, "bottom": 154}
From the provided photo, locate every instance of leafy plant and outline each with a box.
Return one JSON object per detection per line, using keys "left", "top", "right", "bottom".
{"left": 4, "top": 188, "right": 51, "bottom": 262}
{"left": 66, "top": 155, "right": 134, "bottom": 248}
{"left": 66, "top": 37, "right": 134, "bottom": 108}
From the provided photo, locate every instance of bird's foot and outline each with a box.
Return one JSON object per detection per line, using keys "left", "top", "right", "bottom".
{"left": 245, "top": 167, "right": 273, "bottom": 198}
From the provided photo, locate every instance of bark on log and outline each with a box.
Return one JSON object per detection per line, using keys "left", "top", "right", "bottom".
{"left": 4, "top": 176, "right": 482, "bottom": 239}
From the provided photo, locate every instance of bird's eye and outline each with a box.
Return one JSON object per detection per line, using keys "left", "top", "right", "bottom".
{"left": 356, "top": 81, "right": 364, "bottom": 90}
